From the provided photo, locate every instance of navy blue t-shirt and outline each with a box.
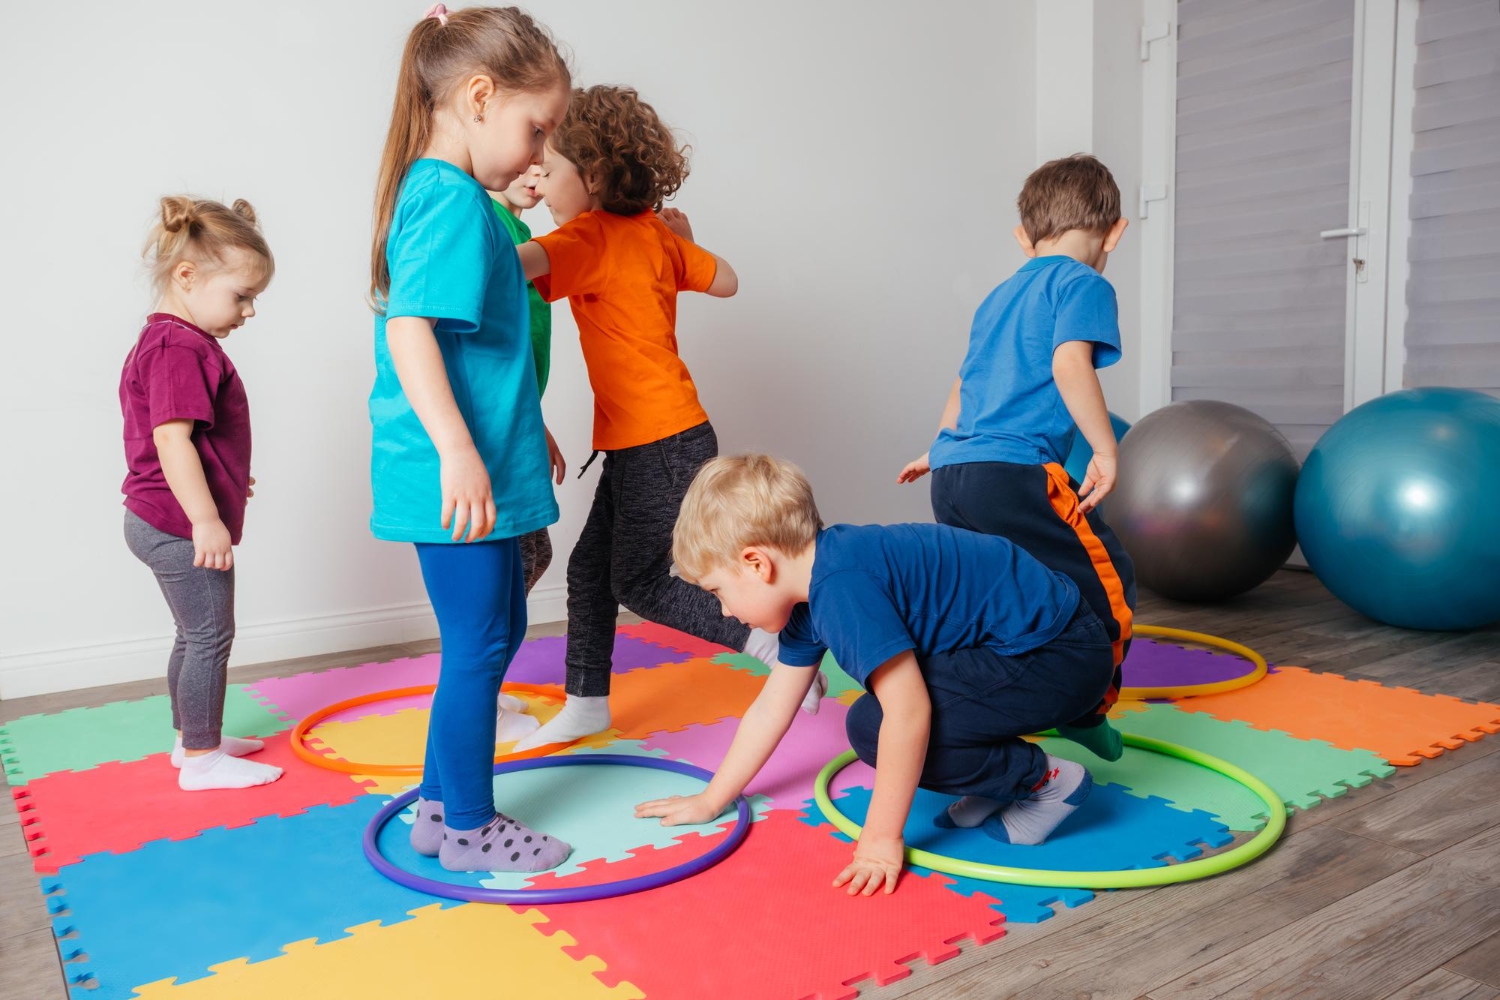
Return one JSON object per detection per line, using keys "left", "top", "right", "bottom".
{"left": 777, "top": 524, "right": 1081, "bottom": 685}
{"left": 929, "top": 256, "right": 1121, "bottom": 469}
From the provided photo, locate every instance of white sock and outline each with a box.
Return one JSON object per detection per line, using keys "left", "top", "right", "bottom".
{"left": 178, "top": 748, "right": 283, "bottom": 791}
{"left": 171, "top": 735, "right": 265, "bottom": 769}
{"left": 496, "top": 707, "right": 542, "bottom": 744}
{"left": 801, "top": 670, "right": 829, "bottom": 715}
{"left": 513, "top": 694, "right": 610, "bottom": 752}
{"left": 497, "top": 692, "right": 528, "bottom": 713}
{"left": 743, "top": 627, "right": 780, "bottom": 666}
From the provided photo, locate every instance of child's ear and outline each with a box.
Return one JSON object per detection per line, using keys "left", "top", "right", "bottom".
{"left": 742, "top": 546, "right": 775, "bottom": 583}
{"left": 1013, "top": 224, "right": 1037, "bottom": 257}
{"left": 1102, "top": 217, "right": 1128, "bottom": 253}
{"left": 174, "top": 260, "right": 197, "bottom": 290}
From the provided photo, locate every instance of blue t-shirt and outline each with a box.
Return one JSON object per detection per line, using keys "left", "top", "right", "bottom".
{"left": 369, "top": 159, "right": 559, "bottom": 543}
{"left": 929, "top": 256, "right": 1121, "bottom": 469}
{"left": 777, "top": 524, "right": 1080, "bottom": 686}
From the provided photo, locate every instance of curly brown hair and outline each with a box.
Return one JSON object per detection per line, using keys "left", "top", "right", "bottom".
{"left": 548, "top": 85, "right": 689, "bottom": 215}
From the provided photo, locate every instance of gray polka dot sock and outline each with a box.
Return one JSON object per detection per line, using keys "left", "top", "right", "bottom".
{"left": 410, "top": 797, "right": 444, "bottom": 857}
{"left": 439, "top": 812, "right": 572, "bottom": 873}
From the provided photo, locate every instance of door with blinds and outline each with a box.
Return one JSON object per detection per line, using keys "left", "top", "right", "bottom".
{"left": 1170, "top": 0, "right": 1358, "bottom": 459}
{"left": 1167, "top": 0, "right": 1500, "bottom": 455}
{"left": 1404, "top": 0, "right": 1500, "bottom": 398}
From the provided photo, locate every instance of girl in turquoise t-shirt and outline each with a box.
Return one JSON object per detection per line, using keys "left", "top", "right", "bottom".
{"left": 367, "top": 4, "right": 571, "bottom": 874}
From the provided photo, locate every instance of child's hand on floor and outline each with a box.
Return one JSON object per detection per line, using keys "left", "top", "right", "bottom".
{"left": 658, "top": 207, "right": 694, "bottom": 242}
{"left": 635, "top": 792, "right": 725, "bottom": 826}
{"left": 896, "top": 452, "right": 930, "bottom": 484}
{"left": 834, "top": 833, "right": 905, "bottom": 896}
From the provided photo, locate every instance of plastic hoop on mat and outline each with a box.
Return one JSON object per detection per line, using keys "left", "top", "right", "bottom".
{"left": 1123, "top": 625, "right": 1269, "bottom": 700}
{"left": 813, "top": 733, "right": 1285, "bottom": 890}
{"left": 290, "top": 682, "right": 580, "bottom": 775}
{"left": 363, "top": 754, "right": 752, "bottom": 903}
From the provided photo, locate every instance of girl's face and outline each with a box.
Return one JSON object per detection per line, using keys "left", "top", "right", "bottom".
{"left": 537, "top": 143, "right": 596, "bottom": 226}
{"left": 173, "top": 251, "right": 270, "bottom": 339}
{"left": 467, "top": 82, "right": 570, "bottom": 193}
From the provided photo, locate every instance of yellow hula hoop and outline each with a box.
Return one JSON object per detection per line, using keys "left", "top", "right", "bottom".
{"left": 1122, "top": 625, "right": 1268, "bottom": 700}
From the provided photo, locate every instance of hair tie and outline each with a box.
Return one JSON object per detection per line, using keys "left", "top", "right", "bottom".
{"left": 423, "top": 3, "right": 448, "bottom": 25}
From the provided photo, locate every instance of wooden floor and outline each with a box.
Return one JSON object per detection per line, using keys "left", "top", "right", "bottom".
{"left": 3, "top": 570, "right": 1498, "bottom": 999}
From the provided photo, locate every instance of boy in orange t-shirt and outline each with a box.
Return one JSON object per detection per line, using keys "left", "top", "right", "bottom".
{"left": 514, "top": 86, "right": 821, "bottom": 750}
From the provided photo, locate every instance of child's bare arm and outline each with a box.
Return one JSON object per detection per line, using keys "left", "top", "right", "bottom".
{"left": 659, "top": 208, "right": 738, "bottom": 298}
{"left": 1053, "top": 341, "right": 1115, "bottom": 511}
{"left": 635, "top": 661, "right": 814, "bottom": 824}
{"left": 387, "top": 315, "right": 495, "bottom": 542}
{"left": 153, "top": 420, "right": 232, "bottom": 570}
{"left": 897, "top": 377, "right": 962, "bottom": 484}
{"left": 833, "top": 651, "right": 930, "bottom": 896}
{"left": 516, "top": 241, "right": 551, "bottom": 281}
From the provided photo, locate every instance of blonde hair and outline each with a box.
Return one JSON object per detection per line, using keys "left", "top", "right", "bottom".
{"left": 673, "top": 455, "right": 824, "bottom": 583}
{"left": 370, "top": 5, "right": 569, "bottom": 306}
{"left": 1017, "top": 153, "right": 1121, "bottom": 243}
{"left": 144, "top": 196, "right": 273, "bottom": 295}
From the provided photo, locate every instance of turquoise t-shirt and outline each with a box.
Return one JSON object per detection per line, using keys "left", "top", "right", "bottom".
{"left": 369, "top": 159, "right": 559, "bottom": 543}
{"left": 929, "top": 256, "right": 1121, "bottom": 469}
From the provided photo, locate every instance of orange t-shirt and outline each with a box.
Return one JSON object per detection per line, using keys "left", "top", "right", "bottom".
{"left": 533, "top": 210, "right": 716, "bottom": 451}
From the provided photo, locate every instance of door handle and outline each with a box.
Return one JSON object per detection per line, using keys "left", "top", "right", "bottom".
{"left": 1319, "top": 226, "right": 1368, "bottom": 239}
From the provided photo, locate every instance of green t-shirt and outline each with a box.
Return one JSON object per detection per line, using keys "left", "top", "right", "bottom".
{"left": 490, "top": 199, "right": 552, "bottom": 395}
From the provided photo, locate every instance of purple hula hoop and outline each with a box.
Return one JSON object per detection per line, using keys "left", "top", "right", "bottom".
{"left": 362, "top": 753, "right": 752, "bottom": 904}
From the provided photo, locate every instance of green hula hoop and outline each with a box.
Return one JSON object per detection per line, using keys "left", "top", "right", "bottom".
{"left": 813, "top": 732, "right": 1285, "bottom": 889}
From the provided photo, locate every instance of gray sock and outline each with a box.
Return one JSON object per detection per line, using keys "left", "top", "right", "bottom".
{"left": 410, "top": 797, "right": 444, "bottom": 857}
{"left": 983, "top": 755, "right": 1092, "bottom": 846}
{"left": 439, "top": 812, "right": 572, "bottom": 873}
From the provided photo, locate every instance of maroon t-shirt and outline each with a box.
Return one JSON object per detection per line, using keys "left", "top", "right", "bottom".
{"left": 119, "top": 313, "right": 252, "bottom": 544}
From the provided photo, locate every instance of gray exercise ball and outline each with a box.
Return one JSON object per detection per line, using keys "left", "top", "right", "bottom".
{"left": 1100, "top": 400, "right": 1299, "bottom": 602}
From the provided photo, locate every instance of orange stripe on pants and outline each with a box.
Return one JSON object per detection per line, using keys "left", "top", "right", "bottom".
{"left": 1042, "top": 462, "right": 1134, "bottom": 673}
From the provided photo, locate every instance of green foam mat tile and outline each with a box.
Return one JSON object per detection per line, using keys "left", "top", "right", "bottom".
{"left": 1039, "top": 734, "right": 1270, "bottom": 832}
{"left": 713, "top": 650, "right": 862, "bottom": 698}
{"left": 1108, "top": 703, "right": 1396, "bottom": 815}
{"left": 1, "top": 684, "right": 290, "bottom": 786}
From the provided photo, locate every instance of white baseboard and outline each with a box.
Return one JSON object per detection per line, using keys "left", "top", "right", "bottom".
{"left": 0, "top": 584, "right": 569, "bottom": 701}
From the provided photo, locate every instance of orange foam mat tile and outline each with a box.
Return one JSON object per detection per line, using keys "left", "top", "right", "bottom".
{"left": 1172, "top": 666, "right": 1500, "bottom": 766}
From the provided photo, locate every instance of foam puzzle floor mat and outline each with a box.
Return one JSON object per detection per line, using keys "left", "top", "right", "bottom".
{"left": 3, "top": 623, "right": 1495, "bottom": 998}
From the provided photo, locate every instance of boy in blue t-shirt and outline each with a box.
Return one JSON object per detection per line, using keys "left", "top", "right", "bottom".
{"left": 637, "top": 456, "right": 1114, "bottom": 895}
{"left": 897, "top": 154, "right": 1136, "bottom": 762}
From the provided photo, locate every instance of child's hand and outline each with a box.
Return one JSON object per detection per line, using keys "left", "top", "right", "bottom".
{"left": 833, "top": 833, "right": 905, "bottom": 896}
{"left": 634, "top": 792, "right": 725, "bottom": 826}
{"left": 440, "top": 448, "right": 497, "bottom": 542}
{"left": 1077, "top": 452, "right": 1116, "bottom": 513}
{"left": 896, "top": 452, "right": 930, "bottom": 484}
{"left": 544, "top": 426, "right": 566, "bottom": 485}
{"left": 246, "top": 475, "right": 256, "bottom": 501}
{"left": 658, "top": 207, "right": 694, "bottom": 242}
{"left": 192, "top": 519, "right": 234, "bottom": 572}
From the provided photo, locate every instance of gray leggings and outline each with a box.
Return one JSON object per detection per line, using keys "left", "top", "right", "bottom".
{"left": 124, "top": 510, "right": 235, "bottom": 749}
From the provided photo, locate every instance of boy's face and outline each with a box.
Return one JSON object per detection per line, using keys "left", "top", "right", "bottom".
{"left": 537, "top": 143, "right": 596, "bottom": 226}
{"left": 502, "top": 164, "right": 544, "bottom": 210}
{"left": 696, "top": 553, "right": 800, "bottom": 633}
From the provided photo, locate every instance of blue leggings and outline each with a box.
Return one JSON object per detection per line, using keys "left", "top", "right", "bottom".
{"left": 414, "top": 539, "right": 526, "bottom": 828}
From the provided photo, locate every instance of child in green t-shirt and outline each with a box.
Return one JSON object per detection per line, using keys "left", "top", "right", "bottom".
{"left": 488, "top": 165, "right": 565, "bottom": 595}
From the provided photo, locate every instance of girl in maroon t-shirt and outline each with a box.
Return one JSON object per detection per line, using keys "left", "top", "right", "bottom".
{"left": 120, "top": 196, "right": 278, "bottom": 792}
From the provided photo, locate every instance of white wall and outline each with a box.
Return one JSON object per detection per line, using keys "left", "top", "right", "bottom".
{"left": 0, "top": 0, "right": 1044, "bottom": 697}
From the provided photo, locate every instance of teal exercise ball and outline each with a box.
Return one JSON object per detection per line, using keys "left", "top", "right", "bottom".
{"left": 1063, "top": 412, "right": 1132, "bottom": 485}
{"left": 1294, "top": 387, "right": 1500, "bottom": 631}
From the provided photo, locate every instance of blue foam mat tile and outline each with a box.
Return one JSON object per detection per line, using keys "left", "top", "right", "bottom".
{"left": 798, "top": 781, "right": 1230, "bottom": 923}
{"left": 40, "top": 796, "right": 463, "bottom": 998}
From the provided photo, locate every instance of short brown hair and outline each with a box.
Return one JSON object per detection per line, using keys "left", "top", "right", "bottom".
{"left": 673, "top": 455, "right": 823, "bottom": 583}
{"left": 1017, "top": 154, "right": 1121, "bottom": 243}
{"left": 548, "top": 85, "right": 689, "bottom": 216}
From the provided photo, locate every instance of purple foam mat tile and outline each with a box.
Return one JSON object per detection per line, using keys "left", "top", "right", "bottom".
{"left": 1123, "top": 639, "right": 1261, "bottom": 690}
{"left": 502, "top": 634, "right": 690, "bottom": 686}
